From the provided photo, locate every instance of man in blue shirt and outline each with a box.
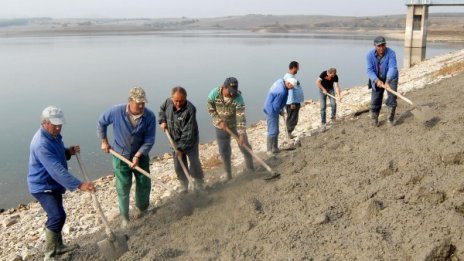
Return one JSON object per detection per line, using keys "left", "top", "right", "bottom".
{"left": 367, "top": 36, "right": 399, "bottom": 126}
{"left": 97, "top": 86, "right": 156, "bottom": 228}
{"left": 264, "top": 78, "right": 297, "bottom": 155}
{"left": 284, "top": 61, "right": 304, "bottom": 138}
{"left": 28, "top": 106, "right": 95, "bottom": 260}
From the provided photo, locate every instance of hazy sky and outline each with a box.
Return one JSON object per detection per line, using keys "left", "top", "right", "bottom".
{"left": 1, "top": 0, "right": 462, "bottom": 19}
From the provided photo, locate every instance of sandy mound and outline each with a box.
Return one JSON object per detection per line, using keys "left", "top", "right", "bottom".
{"left": 47, "top": 70, "right": 464, "bottom": 261}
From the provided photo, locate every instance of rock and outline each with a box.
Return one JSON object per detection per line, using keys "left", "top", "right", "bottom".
{"left": 3, "top": 215, "right": 20, "bottom": 227}
{"left": 354, "top": 199, "right": 384, "bottom": 222}
{"left": 21, "top": 247, "right": 39, "bottom": 261}
{"left": 6, "top": 253, "right": 22, "bottom": 261}
{"left": 313, "top": 213, "right": 329, "bottom": 225}
{"left": 411, "top": 238, "right": 454, "bottom": 261}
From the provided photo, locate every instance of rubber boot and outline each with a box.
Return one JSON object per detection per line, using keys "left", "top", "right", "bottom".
{"left": 44, "top": 228, "right": 58, "bottom": 261}
{"left": 193, "top": 178, "right": 205, "bottom": 192}
{"left": 177, "top": 179, "right": 189, "bottom": 194}
{"left": 56, "top": 233, "right": 79, "bottom": 255}
{"left": 266, "top": 137, "right": 273, "bottom": 156}
{"left": 224, "top": 157, "right": 232, "bottom": 181}
{"left": 387, "top": 107, "right": 396, "bottom": 126}
{"left": 272, "top": 136, "right": 280, "bottom": 154}
{"left": 371, "top": 112, "right": 379, "bottom": 127}
{"left": 120, "top": 213, "right": 129, "bottom": 229}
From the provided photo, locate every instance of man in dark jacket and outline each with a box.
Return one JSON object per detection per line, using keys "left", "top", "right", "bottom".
{"left": 28, "top": 106, "right": 95, "bottom": 260}
{"left": 159, "top": 86, "right": 205, "bottom": 193}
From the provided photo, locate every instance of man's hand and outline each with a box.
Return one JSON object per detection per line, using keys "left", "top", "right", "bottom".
{"left": 131, "top": 155, "right": 141, "bottom": 169}
{"left": 78, "top": 182, "right": 96, "bottom": 192}
{"left": 322, "top": 89, "right": 328, "bottom": 95}
{"left": 175, "top": 150, "right": 184, "bottom": 158}
{"left": 218, "top": 121, "right": 228, "bottom": 130}
{"left": 69, "top": 145, "right": 80, "bottom": 155}
{"left": 376, "top": 79, "right": 384, "bottom": 88}
{"left": 160, "top": 122, "right": 167, "bottom": 131}
{"left": 238, "top": 134, "right": 246, "bottom": 147}
{"left": 383, "top": 82, "right": 392, "bottom": 90}
{"left": 101, "top": 139, "right": 110, "bottom": 153}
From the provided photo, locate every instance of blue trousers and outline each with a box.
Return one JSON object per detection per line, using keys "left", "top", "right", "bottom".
{"left": 174, "top": 142, "right": 204, "bottom": 181}
{"left": 266, "top": 113, "right": 280, "bottom": 138}
{"left": 32, "top": 191, "right": 66, "bottom": 233}
{"left": 370, "top": 79, "right": 398, "bottom": 113}
{"left": 319, "top": 88, "right": 336, "bottom": 124}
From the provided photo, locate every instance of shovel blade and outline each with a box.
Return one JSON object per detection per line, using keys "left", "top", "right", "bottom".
{"left": 264, "top": 172, "right": 280, "bottom": 181}
{"left": 97, "top": 233, "right": 129, "bottom": 261}
{"left": 411, "top": 106, "right": 436, "bottom": 123}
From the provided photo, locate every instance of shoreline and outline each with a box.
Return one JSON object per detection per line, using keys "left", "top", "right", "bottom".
{"left": 1, "top": 48, "right": 463, "bottom": 260}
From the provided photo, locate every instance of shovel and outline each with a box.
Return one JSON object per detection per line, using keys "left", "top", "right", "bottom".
{"left": 75, "top": 153, "right": 128, "bottom": 261}
{"left": 383, "top": 86, "right": 435, "bottom": 123}
{"left": 164, "top": 130, "right": 193, "bottom": 191}
{"left": 224, "top": 127, "right": 280, "bottom": 180}
{"left": 108, "top": 149, "right": 178, "bottom": 194}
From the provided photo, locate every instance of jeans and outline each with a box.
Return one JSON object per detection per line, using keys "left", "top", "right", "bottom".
{"left": 370, "top": 79, "right": 398, "bottom": 113}
{"left": 32, "top": 191, "right": 66, "bottom": 233}
{"left": 320, "top": 88, "right": 336, "bottom": 124}
{"left": 173, "top": 142, "right": 204, "bottom": 182}
{"left": 215, "top": 127, "right": 254, "bottom": 174}
{"left": 266, "top": 113, "right": 280, "bottom": 138}
{"left": 285, "top": 103, "right": 301, "bottom": 134}
{"left": 112, "top": 154, "right": 151, "bottom": 216}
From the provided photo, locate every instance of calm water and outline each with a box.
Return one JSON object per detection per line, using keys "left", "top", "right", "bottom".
{"left": 0, "top": 32, "right": 459, "bottom": 209}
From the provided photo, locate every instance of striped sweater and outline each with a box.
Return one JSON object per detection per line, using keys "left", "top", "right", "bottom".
{"left": 207, "top": 86, "right": 247, "bottom": 134}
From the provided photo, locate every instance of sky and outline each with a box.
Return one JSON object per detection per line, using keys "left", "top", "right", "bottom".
{"left": 1, "top": 0, "right": 463, "bottom": 19}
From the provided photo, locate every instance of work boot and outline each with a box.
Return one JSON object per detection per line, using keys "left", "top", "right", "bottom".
{"left": 266, "top": 137, "right": 273, "bottom": 156}
{"left": 44, "top": 228, "right": 59, "bottom": 261}
{"left": 387, "top": 107, "right": 396, "bottom": 126}
{"left": 120, "top": 214, "right": 129, "bottom": 229}
{"left": 56, "top": 233, "right": 79, "bottom": 255}
{"left": 136, "top": 208, "right": 148, "bottom": 219}
{"left": 193, "top": 178, "right": 205, "bottom": 192}
{"left": 271, "top": 137, "right": 280, "bottom": 154}
{"left": 371, "top": 112, "right": 379, "bottom": 127}
{"left": 177, "top": 180, "right": 189, "bottom": 194}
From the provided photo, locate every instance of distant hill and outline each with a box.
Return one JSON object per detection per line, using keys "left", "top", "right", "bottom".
{"left": 0, "top": 14, "right": 463, "bottom": 41}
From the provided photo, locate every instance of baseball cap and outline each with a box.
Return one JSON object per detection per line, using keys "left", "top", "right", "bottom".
{"left": 224, "top": 77, "right": 238, "bottom": 95}
{"left": 285, "top": 78, "right": 298, "bottom": 87}
{"left": 129, "top": 86, "right": 148, "bottom": 103}
{"left": 374, "top": 36, "right": 386, "bottom": 46}
{"left": 42, "top": 106, "right": 65, "bottom": 125}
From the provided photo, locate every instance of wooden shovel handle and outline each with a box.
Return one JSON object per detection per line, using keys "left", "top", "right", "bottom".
{"left": 75, "top": 153, "right": 115, "bottom": 240}
{"left": 164, "top": 130, "right": 193, "bottom": 184}
{"left": 224, "top": 127, "right": 274, "bottom": 174}
{"left": 109, "top": 149, "right": 174, "bottom": 193}
{"left": 384, "top": 87, "right": 414, "bottom": 106}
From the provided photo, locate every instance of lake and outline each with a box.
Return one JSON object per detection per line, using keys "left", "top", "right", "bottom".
{"left": 0, "top": 31, "right": 459, "bottom": 209}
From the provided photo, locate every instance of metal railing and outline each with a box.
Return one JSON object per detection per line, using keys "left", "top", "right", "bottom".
{"left": 406, "top": 0, "right": 464, "bottom": 5}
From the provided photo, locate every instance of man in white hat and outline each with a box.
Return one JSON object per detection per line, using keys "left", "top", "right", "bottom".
{"left": 28, "top": 106, "right": 95, "bottom": 261}
{"left": 263, "top": 78, "right": 297, "bottom": 155}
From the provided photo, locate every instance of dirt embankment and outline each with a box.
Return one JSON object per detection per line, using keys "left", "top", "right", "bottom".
{"left": 57, "top": 67, "right": 464, "bottom": 260}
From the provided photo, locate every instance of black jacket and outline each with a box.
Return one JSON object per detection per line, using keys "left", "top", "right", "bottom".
{"left": 158, "top": 98, "right": 199, "bottom": 152}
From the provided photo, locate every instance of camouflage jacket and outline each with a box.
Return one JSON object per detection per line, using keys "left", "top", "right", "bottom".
{"left": 207, "top": 86, "right": 247, "bottom": 135}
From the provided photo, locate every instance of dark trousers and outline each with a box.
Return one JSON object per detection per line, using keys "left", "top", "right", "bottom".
{"left": 370, "top": 79, "right": 398, "bottom": 113}
{"left": 215, "top": 127, "right": 254, "bottom": 174}
{"left": 173, "top": 142, "right": 204, "bottom": 182}
{"left": 32, "top": 191, "right": 66, "bottom": 233}
{"left": 286, "top": 103, "right": 301, "bottom": 134}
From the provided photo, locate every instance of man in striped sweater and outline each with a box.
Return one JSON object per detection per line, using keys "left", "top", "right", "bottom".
{"left": 207, "top": 77, "right": 254, "bottom": 181}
